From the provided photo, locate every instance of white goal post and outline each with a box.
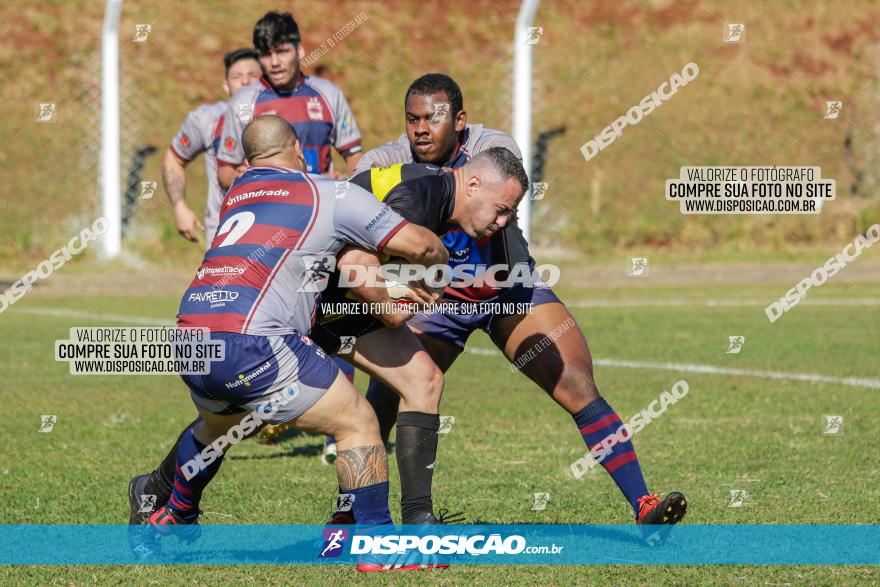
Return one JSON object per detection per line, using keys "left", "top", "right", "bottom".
{"left": 513, "top": 0, "right": 540, "bottom": 243}
{"left": 100, "top": 1, "right": 538, "bottom": 255}
{"left": 101, "top": 0, "right": 123, "bottom": 258}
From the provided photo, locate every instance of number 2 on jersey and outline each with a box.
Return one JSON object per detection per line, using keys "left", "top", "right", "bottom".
{"left": 215, "top": 211, "right": 256, "bottom": 247}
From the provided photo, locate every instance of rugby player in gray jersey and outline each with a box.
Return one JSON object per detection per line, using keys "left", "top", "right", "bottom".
{"left": 134, "top": 116, "right": 449, "bottom": 572}
{"left": 163, "top": 49, "right": 262, "bottom": 246}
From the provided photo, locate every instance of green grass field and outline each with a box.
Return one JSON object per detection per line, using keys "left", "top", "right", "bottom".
{"left": 1, "top": 259, "right": 878, "bottom": 584}
{"left": 4, "top": 0, "right": 880, "bottom": 263}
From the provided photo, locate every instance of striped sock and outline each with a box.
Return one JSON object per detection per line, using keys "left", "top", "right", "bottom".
{"left": 574, "top": 397, "right": 649, "bottom": 517}
{"left": 168, "top": 427, "right": 225, "bottom": 521}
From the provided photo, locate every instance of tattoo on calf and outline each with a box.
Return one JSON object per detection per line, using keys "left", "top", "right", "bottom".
{"left": 336, "top": 445, "right": 388, "bottom": 490}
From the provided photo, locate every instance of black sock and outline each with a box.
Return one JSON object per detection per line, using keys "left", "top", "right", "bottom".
{"left": 365, "top": 379, "right": 401, "bottom": 446}
{"left": 395, "top": 411, "right": 439, "bottom": 523}
{"left": 151, "top": 417, "right": 200, "bottom": 501}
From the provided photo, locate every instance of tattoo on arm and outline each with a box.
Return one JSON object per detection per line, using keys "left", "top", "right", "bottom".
{"left": 162, "top": 157, "right": 187, "bottom": 207}
{"left": 336, "top": 445, "right": 388, "bottom": 491}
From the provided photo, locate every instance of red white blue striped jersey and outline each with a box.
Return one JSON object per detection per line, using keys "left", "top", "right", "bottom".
{"left": 177, "top": 166, "right": 406, "bottom": 335}
{"left": 217, "top": 76, "right": 362, "bottom": 175}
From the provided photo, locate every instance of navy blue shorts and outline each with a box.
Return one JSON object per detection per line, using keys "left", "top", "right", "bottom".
{"left": 408, "top": 284, "right": 561, "bottom": 350}
{"left": 179, "top": 331, "right": 340, "bottom": 424}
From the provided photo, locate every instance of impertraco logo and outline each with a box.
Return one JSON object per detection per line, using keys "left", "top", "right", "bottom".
{"left": 197, "top": 265, "right": 245, "bottom": 280}
{"left": 320, "top": 528, "right": 349, "bottom": 558}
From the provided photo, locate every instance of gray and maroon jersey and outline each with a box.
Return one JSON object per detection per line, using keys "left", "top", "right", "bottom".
{"left": 169, "top": 101, "right": 227, "bottom": 245}
{"left": 218, "top": 77, "right": 362, "bottom": 176}
{"left": 177, "top": 166, "right": 406, "bottom": 336}
{"left": 354, "top": 124, "right": 531, "bottom": 284}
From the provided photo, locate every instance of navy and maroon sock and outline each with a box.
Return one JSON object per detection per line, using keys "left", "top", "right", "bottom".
{"left": 152, "top": 417, "right": 200, "bottom": 501}
{"left": 168, "top": 426, "right": 225, "bottom": 521}
{"left": 341, "top": 481, "right": 392, "bottom": 525}
{"left": 574, "top": 397, "right": 649, "bottom": 517}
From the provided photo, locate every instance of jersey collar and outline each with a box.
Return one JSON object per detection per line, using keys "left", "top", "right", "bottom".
{"left": 259, "top": 72, "right": 307, "bottom": 95}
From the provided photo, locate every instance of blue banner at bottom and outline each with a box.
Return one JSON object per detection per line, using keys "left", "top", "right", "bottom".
{"left": 0, "top": 525, "right": 877, "bottom": 565}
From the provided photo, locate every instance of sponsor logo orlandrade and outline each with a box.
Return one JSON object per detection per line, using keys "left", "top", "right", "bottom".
{"left": 580, "top": 62, "right": 699, "bottom": 162}
{"left": 0, "top": 217, "right": 109, "bottom": 314}
{"left": 181, "top": 385, "right": 299, "bottom": 480}
{"left": 765, "top": 224, "right": 880, "bottom": 323}
{"left": 227, "top": 188, "right": 289, "bottom": 206}
{"left": 571, "top": 380, "right": 689, "bottom": 479}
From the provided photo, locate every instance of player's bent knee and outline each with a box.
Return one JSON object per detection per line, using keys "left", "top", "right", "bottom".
{"left": 335, "top": 400, "right": 381, "bottom": 445}
{"left": 333, "top": 383, "right": 381, "bottom": 436}
{"left": 555, "top": 367, "right": 600, "bottom": 404}
{"left": 396, "top": 354, "right": 444, "bottom": 411}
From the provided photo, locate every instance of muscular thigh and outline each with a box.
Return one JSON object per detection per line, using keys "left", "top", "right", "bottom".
{"left": 490, "top": 302, "right": 598, "bottom": 411}
{"left": 346, "top": 325, "right": 444, "bottom": 411}
{"left": 288, "top": 370, "right": 372, "bottom": 438}
{"left": 408, "top": 325, "right": 462, "bottom": 373}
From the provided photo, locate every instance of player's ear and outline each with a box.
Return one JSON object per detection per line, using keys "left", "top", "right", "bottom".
{"left": 296, "top": 43, "right": 306, "bottom": 62}
{"left": 222, "top": 79, "right": 230, "bottom": 97}
{"left": 467, "top": 174, "right": 480, "bottom": 196}
{"left": 454, "top": 110, "right": 467, "bottom": 133}
{"left": 294, "top": 139, "right": 305, "bottom": 167}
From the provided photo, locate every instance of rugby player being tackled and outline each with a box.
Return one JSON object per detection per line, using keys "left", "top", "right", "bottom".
{"left": 353, "top": 73, "right": 688, "bottom": 530}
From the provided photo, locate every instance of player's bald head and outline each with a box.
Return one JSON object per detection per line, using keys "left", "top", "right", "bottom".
{"left": 242, "top": 115, "right": 299, "bottom": 162}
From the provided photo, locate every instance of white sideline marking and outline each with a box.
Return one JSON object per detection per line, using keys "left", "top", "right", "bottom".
{"left": 593, "top": 358, "right": 880, "bottom": 390}
{"left": 468, "top": 348, "right": 880, "bottom": 389}
{"left": 566, "top": 297, "right": 880, "bottom": 309}
{"left": 16, "top": 307, "right": 174, "bottom": 326}
{"left": 15, "top": 306, "right": 880, "bottom": 390}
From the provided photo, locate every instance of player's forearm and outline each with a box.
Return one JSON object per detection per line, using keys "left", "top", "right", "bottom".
{"left": 161, "top": 149, "right": 188, "bottom": 209}
{"left": 342, "top": 151, "right": 363, "bottom": 177}
{"left": 337, "top": 247, "right": 409, "bottom": 327}
{"left": 217, "top": 164, "right": 238, "bottom": 190}
{"left": 405, "top": 229, "right": 448, "bottom": 268}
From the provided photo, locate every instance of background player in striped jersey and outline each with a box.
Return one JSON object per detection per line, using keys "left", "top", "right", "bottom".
{"left": 162, "top": 49, "right": 261, "bottom": 246}
{"left": 353, "top": 74, "right": 688, "bottom": 530}
{"left": 215, "top": 12, "right": 365, "bottom": 449}
{"left": 139, "top": 118, "right": 448, "bottom": 570}
{"left": 217, "top": 11, "right": 363, "bottom": 189}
